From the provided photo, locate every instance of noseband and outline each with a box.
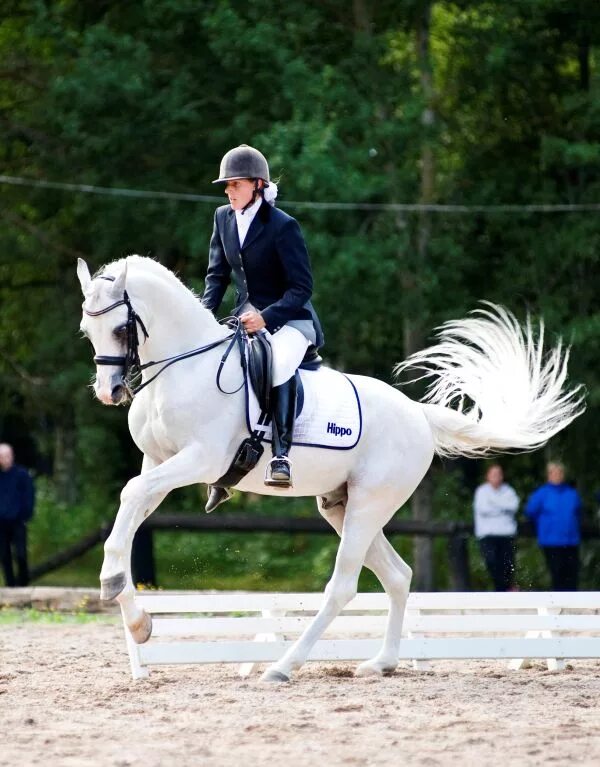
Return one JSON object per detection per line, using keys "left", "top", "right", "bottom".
{"left": 83, "top": 277, "right": 243, "bottom": 397}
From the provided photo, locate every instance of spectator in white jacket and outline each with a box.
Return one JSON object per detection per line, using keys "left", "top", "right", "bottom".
{"left": 473, "top": 463, "right": 520, "bottom": 591}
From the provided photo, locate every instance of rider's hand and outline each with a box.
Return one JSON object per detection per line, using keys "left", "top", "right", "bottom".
{"left": 240, "top": 311, "right": 266, "bottom": 334}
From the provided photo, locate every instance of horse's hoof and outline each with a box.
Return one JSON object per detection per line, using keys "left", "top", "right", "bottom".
{"left": 129, "top": 610, "right": 153, "bottom": 644}
{"left": 260, "top": 669, "right": 290, "bottom": 683}
{"left": 355, "top": 660, "right": 396, "bottom": 678}
{"left": 100, "top": 572, "right": 127, "bottom": 601}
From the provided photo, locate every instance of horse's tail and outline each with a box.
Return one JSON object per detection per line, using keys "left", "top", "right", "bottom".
{"left": 394, "top": 303, "right": 585, "bottom": 458}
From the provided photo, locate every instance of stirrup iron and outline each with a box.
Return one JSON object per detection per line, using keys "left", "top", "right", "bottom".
{"left": 264, "top": 456, "right": 293, "bottom": 488}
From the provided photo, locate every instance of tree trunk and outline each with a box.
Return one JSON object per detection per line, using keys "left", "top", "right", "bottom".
{"left": 409, "top": 0, "right": 435, "bottom": 591}
{"left": 54, "top": 421, "right": 78, "bottom": 505}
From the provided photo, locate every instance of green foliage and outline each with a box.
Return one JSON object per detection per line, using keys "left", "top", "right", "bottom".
{"left": 28, "top": 475, "right": 113, "bottom": 563}
{"left": 0, "top": 1, "right": 599, "bottom": 589}
{"left": 0, "top": 607, "right": 117, "bottom": 625}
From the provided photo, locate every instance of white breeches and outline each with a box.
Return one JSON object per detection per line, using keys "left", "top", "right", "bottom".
{"left": 264, "top": 326, "right": 310, "bottom": 387}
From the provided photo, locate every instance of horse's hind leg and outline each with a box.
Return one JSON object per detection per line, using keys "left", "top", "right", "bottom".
{"left": 318, "top": 500, "right": 412, "bottom": 677}
{"left": 355, "top": 532, "right": 412, "bottom": 676}
{"left": 262, "top": 487, "right": 398, "bottom": 682}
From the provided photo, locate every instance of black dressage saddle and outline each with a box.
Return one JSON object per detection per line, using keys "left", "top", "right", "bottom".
{"left": 212, "top": 332, "right": 322, "bottom": 489}
{"left": 246, "top": 332, "right": 322, "bottom": 418}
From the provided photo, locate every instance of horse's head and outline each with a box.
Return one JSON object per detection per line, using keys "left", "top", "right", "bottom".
{"left": 78, "top": 258, "right": 145, "bottom": 406}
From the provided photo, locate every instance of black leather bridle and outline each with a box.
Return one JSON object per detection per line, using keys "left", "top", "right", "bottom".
{"left": 83, "top": 277, "right": 244, "bottom": 398}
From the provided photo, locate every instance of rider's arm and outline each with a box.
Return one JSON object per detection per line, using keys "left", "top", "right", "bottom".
{"left": 202, "top": 212, "right": 232, "bottom": 314}
{"left": 260, "top": 218, "right": 313, "bottom": 333}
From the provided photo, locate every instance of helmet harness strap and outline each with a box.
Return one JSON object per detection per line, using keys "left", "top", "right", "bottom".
{"left": 240, "top": 179, "right": 262, "bottom": 214}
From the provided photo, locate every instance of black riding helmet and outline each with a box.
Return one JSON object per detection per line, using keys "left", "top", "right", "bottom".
{"left": 213, "top": 144, "right": 270, "bottom": 211}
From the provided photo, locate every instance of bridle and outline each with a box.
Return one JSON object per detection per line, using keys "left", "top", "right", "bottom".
{"left": 83, "top": 278, "right": 149, "bottom": 383}
{"left": 83, "top": 276, "right": 245, "bottom": 398}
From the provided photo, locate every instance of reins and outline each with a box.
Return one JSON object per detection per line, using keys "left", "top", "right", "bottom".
{"left": 83, "top": 283, "right": 245, "bottom": 397}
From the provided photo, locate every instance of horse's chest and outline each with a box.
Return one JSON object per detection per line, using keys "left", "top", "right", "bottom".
{"left": 129, "top": 401, "right": 176, "bottom": 458}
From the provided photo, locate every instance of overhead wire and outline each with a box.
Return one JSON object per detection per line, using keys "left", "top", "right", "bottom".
{"left": 1, "top": 174, "right": 599, "bottom": 213}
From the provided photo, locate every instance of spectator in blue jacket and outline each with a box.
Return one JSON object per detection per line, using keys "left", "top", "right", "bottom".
{"left": 525, "top": 462, "right": 581, "bottom": 591}
{"left": 0, "top": 443, "right": 35, "bottom": 586}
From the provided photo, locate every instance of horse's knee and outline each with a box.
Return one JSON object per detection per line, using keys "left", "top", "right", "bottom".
{"left": 324, "top": 575, "right": 358, "bottom": 612}
{"left": 120, "top": 475, "right": 146, "bottom": 505}
{"left": 121, "top": 477, "right": 143, "bottom": 504}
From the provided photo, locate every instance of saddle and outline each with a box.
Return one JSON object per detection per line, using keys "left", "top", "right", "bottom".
{"left": 246, "top": 333, "right": 273, "bottom": 414}
{"left": 213, "top": 330, "right": 322, "bottom": 489}
{"left": 245, "top": 332, "right": 322, "bottom": 416}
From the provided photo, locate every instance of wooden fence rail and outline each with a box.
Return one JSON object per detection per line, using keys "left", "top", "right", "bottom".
{"left": 30, "top": 513, "right": 600, "bottom": 589}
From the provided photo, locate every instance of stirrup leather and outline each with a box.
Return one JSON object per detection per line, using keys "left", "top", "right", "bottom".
{"left": 264, "top": 456, "right": 293, "bottom": 487}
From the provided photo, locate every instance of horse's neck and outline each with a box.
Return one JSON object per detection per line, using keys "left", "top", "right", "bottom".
{"left": 133, "top": 273, "right": 228, "bottom": 363}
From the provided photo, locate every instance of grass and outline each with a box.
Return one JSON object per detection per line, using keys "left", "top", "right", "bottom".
{"left": 29, "top": 533, "right": 394, "bottom": 592}
{"left": 19, "top": 521, "right": 588, "bottom": 592}
{"left": 0, "top": 607, "right": 118, "bottom": 625}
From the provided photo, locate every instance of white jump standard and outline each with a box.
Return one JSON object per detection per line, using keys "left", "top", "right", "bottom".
{"left": 77, "top": 256, "right": 583, "bottom": 682}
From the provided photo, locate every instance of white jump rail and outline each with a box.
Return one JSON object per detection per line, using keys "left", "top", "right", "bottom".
{"left": 121, "top": 591, "right": 600, "bottom": 680}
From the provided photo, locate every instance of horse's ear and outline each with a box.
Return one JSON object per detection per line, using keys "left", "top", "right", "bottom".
{"left": 111, "top": 262, "right": 128, "bottom": 297}
{"left": 77, "top": 258, "right": 92, "bottom": 295}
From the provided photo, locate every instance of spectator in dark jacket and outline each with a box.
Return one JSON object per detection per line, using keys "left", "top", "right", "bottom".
{"left": 0, "top": 443, "right": 35, "bottom": 586}
{"left": 525, "top": 462, "right": 581, "bottom": 591}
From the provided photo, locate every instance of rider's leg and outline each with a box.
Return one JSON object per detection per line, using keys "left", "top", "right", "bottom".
{"left": 205, "top": 484, "right": 232, "bottom": 513}
{"left": 265, "top": 326, "right": 309, "bottom": 487}
{"left": 266, "top": 375, "right": 297, "bottom": 485}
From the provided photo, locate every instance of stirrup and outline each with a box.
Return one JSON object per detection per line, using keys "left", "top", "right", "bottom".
{"left": 264, "top": 456, "right": 293, "bottom": 488}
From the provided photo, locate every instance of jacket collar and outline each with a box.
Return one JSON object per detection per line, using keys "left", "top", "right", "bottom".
{"left": 224, "top": 207, "right": 241, "bottom": 256}
{"left": 225, "top": 200, "right": 271, "bottom": 251}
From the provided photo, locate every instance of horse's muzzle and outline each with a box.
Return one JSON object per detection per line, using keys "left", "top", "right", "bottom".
{"left": 96, "top": 372, "right": 128, "bottom": 406}
{"left": 111, "top": 382, "right": 128, "bottom": 405}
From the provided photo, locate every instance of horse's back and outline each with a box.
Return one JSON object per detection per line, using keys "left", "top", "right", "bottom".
{"left": 291, "top": 365, "right": 434, "bottom": 458}
{"left": 346, "top": 372, "right": 435, "bottom": 466}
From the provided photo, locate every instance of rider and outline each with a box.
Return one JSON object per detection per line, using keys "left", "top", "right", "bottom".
{"left": 202, "top": 145, "right": 324, "bottom": 510}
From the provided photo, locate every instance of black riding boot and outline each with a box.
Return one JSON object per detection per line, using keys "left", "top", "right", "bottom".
{"left": 265, "top": 376, "right": 297, "bottom": 488}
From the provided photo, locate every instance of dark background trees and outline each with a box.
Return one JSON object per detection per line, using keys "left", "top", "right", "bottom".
{"left": 1, "top": 0, "right": 599, "bottom": 589}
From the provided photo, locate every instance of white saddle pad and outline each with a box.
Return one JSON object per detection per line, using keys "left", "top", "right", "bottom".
{"left": 246, "top": 366, "right": 361, "bottom": 450}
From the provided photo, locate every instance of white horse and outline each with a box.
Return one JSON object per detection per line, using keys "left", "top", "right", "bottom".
{"left": 77, "top": 255, "right": 583, "bottom": 682}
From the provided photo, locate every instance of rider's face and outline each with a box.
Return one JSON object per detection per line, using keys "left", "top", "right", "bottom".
{"left": 224, "top": 178, "right": 259, "bottom": 210}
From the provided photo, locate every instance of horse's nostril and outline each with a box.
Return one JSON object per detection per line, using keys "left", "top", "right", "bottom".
{"left": 111, "top": 384, "right": 125, "bottom": 403}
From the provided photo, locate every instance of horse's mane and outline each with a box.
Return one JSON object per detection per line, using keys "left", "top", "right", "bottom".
{"left": 97, "top": 255, "right": 197, "bottom": 297}
{"left": 91, "top": 255, "right": 217, "bottom": 326}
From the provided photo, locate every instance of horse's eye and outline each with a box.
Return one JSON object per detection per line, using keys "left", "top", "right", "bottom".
{"left": 113, "top": 324, "right": 128, "bottom": 340}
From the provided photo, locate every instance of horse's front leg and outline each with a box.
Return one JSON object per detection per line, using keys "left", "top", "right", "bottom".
{"left": 100, "top": 445, "right": 209, "bottom": 640}
{"left": 99, "top": 456, "right": 165, "bottom": 643}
